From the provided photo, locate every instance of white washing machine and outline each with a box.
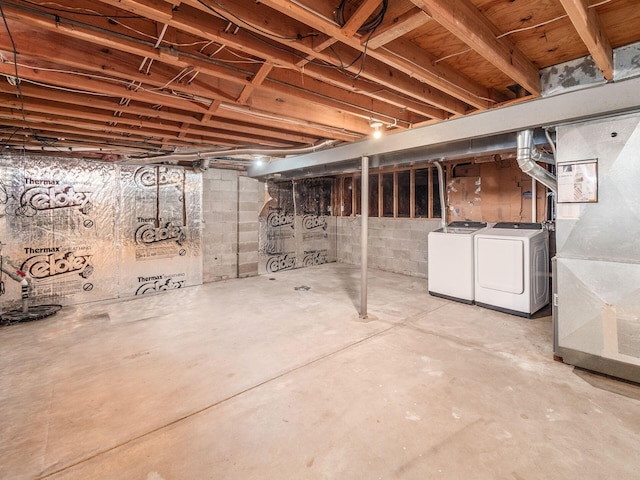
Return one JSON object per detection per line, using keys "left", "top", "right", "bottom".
{"left": 474, "top": 223, "right": 549, "bottom": 317}
{"left": 428, "top": 221, "right": 488, "bottom": 304}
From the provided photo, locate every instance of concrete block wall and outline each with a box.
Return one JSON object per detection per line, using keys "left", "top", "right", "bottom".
{"left": 238, "top": 176, "right": 264, "bottom": 278}
{"left": 337, "top": 217, "right": 442, "bottom": 278}
{"left": 202, "top": 168, "right": 264, "bottom": 283}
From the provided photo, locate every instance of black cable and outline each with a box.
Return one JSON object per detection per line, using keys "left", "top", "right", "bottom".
{"left": 334, "top": 0, "right": 387, "bottom": 78}
{"left": 335, "top": 0, "right": 388, "bottom": 33}
{"left": 0, "top": 126, "right": 21, "bottom": 148}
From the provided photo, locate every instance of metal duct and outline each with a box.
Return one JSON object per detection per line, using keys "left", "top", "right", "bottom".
{"left": 125, "top": 140, "right": 338, "bottom": 165}
{"left": 433, "top": 160, "right": 447, "bottom": 229}
{"left": 516, "top": 130, "right": 557, "bottom": 193}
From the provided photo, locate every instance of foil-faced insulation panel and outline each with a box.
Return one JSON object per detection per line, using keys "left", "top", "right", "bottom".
{"left": 0, "top": 156, "right": 119, "bottom": 307}
{"left": 259, "top": 179, "right": 336, "bottom": 274}
{"left": 119, "top": 165, "right": 202, "bottom": 298}
{"left": 0, "top": 157, "right": 203, "bottom": 309}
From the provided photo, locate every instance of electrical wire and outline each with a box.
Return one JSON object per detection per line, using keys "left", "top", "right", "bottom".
{"left": 195, "top": 0, "right": 318, "bottom": 42}
{"left": 333, "top": 0, "right": 388, "bottom": 79}
{"left": 335, "top": 0, "right": 388, "bottom": 34}
{"left": 0, "top": 0, "right": 33, "bottom": 140}
{"left": 434, "top": 0, "right": 615, "bottom": 64}
{"left": 4, "top": 0, "right": 440, "bottom": 132}
{"left": 15, "top": 0, "right": 143, "bottom": 18}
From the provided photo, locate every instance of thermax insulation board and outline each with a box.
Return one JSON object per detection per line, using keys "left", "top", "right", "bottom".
{"left": 258, "top": 179, "right": 336, "bottom": 274}
{"left": 0, "top": 157, "right": 202, "bottom": 309}
{"left": 119, "top": 165, "right": 203, "bottom": 298}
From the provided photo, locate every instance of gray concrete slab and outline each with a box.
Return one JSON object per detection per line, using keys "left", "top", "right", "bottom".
{"left": 1, "top": 263, "right": 639, "bottom": 479}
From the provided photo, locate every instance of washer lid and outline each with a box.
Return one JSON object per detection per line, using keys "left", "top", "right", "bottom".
{"left": 493, "top": 222, "right": 542, "bottom": 230}
{"left": 438, "top": 221, "right": 487, "bottom": 234}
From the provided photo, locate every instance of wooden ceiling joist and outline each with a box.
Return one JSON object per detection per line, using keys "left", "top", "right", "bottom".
{"left": 0, "top": 0, "right": 638, "bottom": 160}
{"left": 409, "top": 0, "right": 542, "bottom": 96}
{"left": 237, "top": 62, "right": 274, "bottom": 104}
{"left": 258, "top": 0, "right": 493, "bottom": 109}
{"left": 558, "top": 0, "right": 614, "bottom": 80}
{"left": 340, "top": 0, "right": 384, "bottom": 38}
{"left": 365, "top": 8, "right": 431, "bottom": 49}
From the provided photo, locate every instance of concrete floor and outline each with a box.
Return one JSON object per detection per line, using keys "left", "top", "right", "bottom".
{"left": 1, "top": 263, "right": 639, "bottom": 480}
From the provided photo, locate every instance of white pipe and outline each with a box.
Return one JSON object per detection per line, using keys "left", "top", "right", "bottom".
{"left": 532, "top": 178, "right": 537, "bottom": 222}
{"left": 516, "top": 130, "right": 557, "bottom": 193}
{"left": 0, "top": 251, "right": 31, "bottom": 313}
{"left": 360, "top": 155, "right": 369, "bottom": 319}
{"left": 126, "top": 140, "right": 338, "bottom": 165}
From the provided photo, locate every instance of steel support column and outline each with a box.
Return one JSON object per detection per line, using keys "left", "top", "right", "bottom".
{"left": 360, "top": 156, "right": 369, "bottom": 319}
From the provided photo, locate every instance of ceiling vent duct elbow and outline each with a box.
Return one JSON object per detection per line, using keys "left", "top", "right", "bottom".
{"left": 516, "top": 129, "right": 557, "bottom": 194}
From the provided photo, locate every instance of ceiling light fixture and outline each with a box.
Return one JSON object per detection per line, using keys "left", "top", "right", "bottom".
{"left": 370, "top": 120, "right": 383, "bottom": 139}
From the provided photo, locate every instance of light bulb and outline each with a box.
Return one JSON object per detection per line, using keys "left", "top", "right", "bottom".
{"left": 370, "top": 120, "right": 383, "bottom": 139}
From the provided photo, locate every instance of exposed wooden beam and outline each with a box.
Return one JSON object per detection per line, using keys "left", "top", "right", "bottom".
{"left": 178, "top": 122, "right": 190, "bottom": 139}
{"left": 237, "top": 62, "right": 274, "bottom": 104}
{"left": 0, "top": 61, "right": 360, "bottom": 143}
{"left": 179, "top": 0, "right": 476, "bottom": 114}
{"left": 558, "top": 0, "right": 613, "bottom": 80}
{"left": 409, "top": 0, "right": 541, "bottom": 96}
{"left": 0, "top": 114, "right": 171, "bottom": 147}
{"left": 0, "top": 82, "right": 318, "bottom": 145}
{"left": 99, "top": 0, "right": 174, "bottom": 22}
{"left": 2, "top": 6, "right": 376, "bottom": 136}
{"left": 340, "top": 0, "right": 382, "bottom": 38}
{"left": 0, "top": 130, "right": 164, "bottom": 154}
{"left": 201, "top": 99, "right": 222, "bottom": 123}
{"left": 365, "top": 8, "right": 431, "bottom": 49}
{"left": 0, "top": 32, "right": 376, "bottom": 141}
{"left": 96, "top": 0, "right": 476, "bottom": 115}
{"left": 295, "top": 36, "right": 338, "bottom": 68}
{"left": 258, "top": 0, "right": 490, "bottom": 110}
{"left": 267, "top": 68, "right": 439, "bottom": 123}
{"left": 0, "top": 106, "right": 293, "bottom": 149}
{"left": 1, "top": 6, "right": 241, "bottom": 102}
{"left": 0, "top": 61, "right": 211, "bottom": 112}
{"left": 158, "top": 0, "right": 476, "bottom": 112}
{"left": 0, "top": 32, "right": 238, "bottom": 106}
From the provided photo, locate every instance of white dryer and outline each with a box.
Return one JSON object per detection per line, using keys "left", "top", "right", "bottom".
{"left": 428, "top": 221, "right": 488, "bottom": 304}
{"left": 474, "top": 223, "right": 549, "bottom": 317}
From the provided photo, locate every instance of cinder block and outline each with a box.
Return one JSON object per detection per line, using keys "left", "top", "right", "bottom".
{"left": 238, "top": 211, "right": 257, "bottom": 223}
{"left": 238, "top": 231, "right": 257, "bottom": 243}
{"left": 238, "top": 178, "right": 260, "bottom": 191}
{"left": 215, "top": 180, "right": 236, "bottom": 192}
{"left": 239, "top": 250, "right": 258, "bottom": 262}
{"left": 218, "top": 190, "right": 237, "bottom": 203}
{"left": 393, "top": 229, "right": 411, "bottom": 240}
{"left": 238, "top": 201, "right": 259, "bottom": 212}
{"left": 211, "top": 212, "right": 237, "bottom": 223}
{"left": 410, "top": 229, "right": 428, "bottom": 241}
{"left": 238, "top": 262, "right": 258, "bottom": 275}
{"left": 238, "top": 222, "right": 258, "bottom": 233}
{"left": 204, "top": 169, "right": 223, "bottom": 180}
{"left": 218, "top": 169, "right": 237, "bottom": 181}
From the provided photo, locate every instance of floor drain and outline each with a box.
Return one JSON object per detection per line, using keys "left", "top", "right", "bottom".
{"left": 294, "top": 285, "right": 311, "bottom": 291}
